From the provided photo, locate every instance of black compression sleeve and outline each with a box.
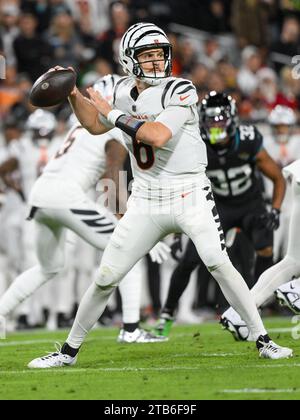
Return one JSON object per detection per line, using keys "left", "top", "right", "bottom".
{"left": 115, "top": 115, "right": 146, "bottom": 140}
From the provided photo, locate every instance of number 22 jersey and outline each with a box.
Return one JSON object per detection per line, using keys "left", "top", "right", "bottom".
{"left": 205, "top": 125, "right": 264, "bottom": 205}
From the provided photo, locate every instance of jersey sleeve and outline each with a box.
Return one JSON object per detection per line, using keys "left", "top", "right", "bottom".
{"left": 253, "top": 127, "right": 264, "bottom": 157}
{"left": 155, "top": 106, "right": 192, "bottom": 137}
{"left": 113, "top": 76, "right": 130, "bottom": 107}
{"left": 162, "top": 78, "right": 198, "bottom": 109}
{"left": 283, "top": 160, "right": 300, "bottom": 182}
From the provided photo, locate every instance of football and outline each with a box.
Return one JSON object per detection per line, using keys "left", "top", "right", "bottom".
{"left": 29, "top": 69, "right": 77, "bottom": 107}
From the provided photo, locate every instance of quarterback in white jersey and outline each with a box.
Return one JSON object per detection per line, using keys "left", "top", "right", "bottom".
{"left": 0, "top": 75, "right": 169, "bottom": 343}
{"left": 222, "top": 159, "right": 300, "bottom": 339}
{"left": 29, "top": 23, "right": 292, "bottom": 368}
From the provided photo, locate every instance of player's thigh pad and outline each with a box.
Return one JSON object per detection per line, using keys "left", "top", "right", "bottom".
{"left": 176, "top": 185, "right": 228, "bottom": 269}
{"left": 34, "top": 210, "right": 66, "bottom": 274}
{"left": 46, "top": 206, "right": 116, "bottom": 251}
{"left": 96, "top": 210, "right": 165, "bottom": 288}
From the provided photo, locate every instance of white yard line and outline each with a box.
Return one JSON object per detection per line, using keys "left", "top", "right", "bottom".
{"left": 268, "top": 328, "right": 294, "bottom": 333}
{"left": 0, "top": 336, "right": 114, "bottom": 347}
{"left": 1, "top": 363, "right": 300, "bottom": 376}
{"left": 173, "top": 353, "right": 247, "bottom": 358}
{"left": 221, "top": 388, "right": 299, "bottom": 394}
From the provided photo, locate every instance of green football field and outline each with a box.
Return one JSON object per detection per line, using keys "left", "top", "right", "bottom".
{"left": 0, "top": 318, "right": 300, "bottom": 400}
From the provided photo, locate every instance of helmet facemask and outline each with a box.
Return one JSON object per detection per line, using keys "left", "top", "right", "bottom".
{"left": 272, "top": 124, "right": 291, "bottom": 144}
{"left": 268, "top": 106, "right": 297, "bottom": 145}
{"left": 203, "top": 107, "right": 234, "bottom": 151}
{"left": 129, "top": 45, "right": 172, "bottom": 86}
{"left": 200, "top": 92, "right": 238, "bottom": 153}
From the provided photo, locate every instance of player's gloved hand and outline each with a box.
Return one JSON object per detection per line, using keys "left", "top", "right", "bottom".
{"left": 262, "top": 208, "right": 281, "bottom": 231}
{"left": 171, "top": 234, "right": 183, "bottom": 262}
{"left": 149, "top": 242, "right": 171, "bottom": 264}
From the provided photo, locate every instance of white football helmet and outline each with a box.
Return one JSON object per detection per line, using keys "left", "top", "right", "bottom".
{"left": 268, "top": 105, "right": 297, "bottom": 144}
{"left": 26, "top": 109, "right": 56, "bottom": 141}
{"left": 119, "top": 22, "right": 172, "bottom": 86}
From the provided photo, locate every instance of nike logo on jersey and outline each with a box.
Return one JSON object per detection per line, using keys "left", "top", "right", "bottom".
{"left": 180, "top": 95, "right": 190, "bottom": 101}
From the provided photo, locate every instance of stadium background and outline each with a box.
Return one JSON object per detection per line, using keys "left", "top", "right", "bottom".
{"left": 1, "top": 0, "right": 300, "bottom": 331}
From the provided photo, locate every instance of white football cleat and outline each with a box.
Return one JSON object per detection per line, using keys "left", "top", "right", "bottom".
{"left": 117, "top": 328, "right": 168, "bottom": 343}
{"left": 28, "top": 343, "right": 77, "bottom": 369}
{"left": 256, "top": 335, "right": 293, "bottom": 360}
{"left": 275, "top": 280, "right": 300, "bottom": 315}
{"left": 220, "top": 307, "right": 253, "bottom": 341}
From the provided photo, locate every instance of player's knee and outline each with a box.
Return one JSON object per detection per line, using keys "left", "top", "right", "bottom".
{"left": 200, "top": 246, "right": 229, "bottom": 272}
{"left": 41, "top": 265, "right": 63, "bottom": 279}
{"left": 96, "top": 264, "right": 121, "bottom": 290}
{"left": 256, "top": 247, "right": 273, "bottom": 258}
{"left": 206, "top": 257, "right": 231, "bottom": 273}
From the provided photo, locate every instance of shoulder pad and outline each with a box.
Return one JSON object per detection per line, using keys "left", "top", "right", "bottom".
{"left": 161, "top": 78, "right": 198, "bottom": 109}
{"left": 238, "top": 125, "right": 263, "bottom": 156}
{"left": 113, "top": 76, "right": 131, "bottom": 106}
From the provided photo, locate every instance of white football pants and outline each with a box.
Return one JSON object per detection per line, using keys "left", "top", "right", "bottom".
{"left": 67, "top": 183, "right": 268, "bottom": 348}
{"left": 0, "top": 203, "right": 141, "bottom": 324}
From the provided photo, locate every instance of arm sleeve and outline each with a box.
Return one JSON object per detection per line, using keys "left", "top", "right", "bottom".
{"left": 155, "top": 106, "right": 192, "bottom": 137}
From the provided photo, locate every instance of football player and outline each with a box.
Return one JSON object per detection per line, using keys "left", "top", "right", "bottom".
{"left": 0, "top": 111, "right": 61, "bottom": 328}
{"left": 0, "top": 75, "right": 170, "bottom": 343}
{"left": 155, "top": 92, "right": 286, "bottom": 337}
{"left": 263, "top": 105, "right": 300, "bottom": 262}
{"left": 222, "top": 159, "right": 300, "bottom": 340}
{"left": 28, "top": 23, "right": 292, "bottom": 368}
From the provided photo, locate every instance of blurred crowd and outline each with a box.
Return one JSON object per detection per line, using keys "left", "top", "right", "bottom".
{"left": 1, "top": 0, "right": 300, "bottom": 125}
{"left": 1, "top": 0, "right": 300, "bottom": 330}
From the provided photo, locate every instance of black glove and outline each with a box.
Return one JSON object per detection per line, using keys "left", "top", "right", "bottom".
{"left": 171, "top": 234, "right": 183, "bottom": 261}
{"left": 261, "top": 208, "right": 281, "bottom": 231}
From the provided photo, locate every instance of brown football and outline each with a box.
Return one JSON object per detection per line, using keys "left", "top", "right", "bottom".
{"left": 29, "top": 69, "right": 77, "bottom": 107}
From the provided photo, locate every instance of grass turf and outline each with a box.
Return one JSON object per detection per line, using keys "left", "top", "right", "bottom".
{"left": 0, "top": 317, "right": 300, "bottom": 400}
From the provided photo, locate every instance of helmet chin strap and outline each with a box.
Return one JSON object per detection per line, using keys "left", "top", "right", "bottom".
{"left": 140, "top": 72, "right": 166, "bottom": 86}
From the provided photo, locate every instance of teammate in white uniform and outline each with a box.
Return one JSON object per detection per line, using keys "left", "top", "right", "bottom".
{"left": 0, "top": 111, "right": 61, "bottom": 327}
{"left": 29, "top": 23, "right": 293, "bottom": 368}
{"left": 221, "top": 108, "right": 300, "bottom": 340}
{"left": 263, "top": 105, "right": 300, "bottom": 262}
{"left": 222, "top": 158, "right": 300, "bottom": 339}
{"left": 0, "top": 75, "right": 169, "bottom": 342}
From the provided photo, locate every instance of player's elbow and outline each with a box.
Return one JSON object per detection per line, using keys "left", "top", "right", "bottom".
{"left": 84, "top": 125, "right": 99, "bottom": 135}
{"left": 82, "top": 122, "right": 105, "bottom": 136}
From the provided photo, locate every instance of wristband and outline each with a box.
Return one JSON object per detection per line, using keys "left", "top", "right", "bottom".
{"left": 107, "top": 109, "right": 126, "bottom": 126}
{"left": 115, "top": 115, "right": 146, "bottom": 140}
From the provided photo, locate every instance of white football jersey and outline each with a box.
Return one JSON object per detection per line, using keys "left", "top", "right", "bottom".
{"left": 113, "top": 76, "right": 207, "bottom": 197}
{"left": 263, "top": 134, "right": 300, "bottom": 169}
{"left": 43, "top": 125, "right": 125, "bottom": 191}
{"left": 9, "top": 136, "right": 62, "bottom": 201}
{"left": 263, "top": 134, "right": 300, "bottom": 211}
{"left": 283, "top": 159, "right": 300, "bottom": 183}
